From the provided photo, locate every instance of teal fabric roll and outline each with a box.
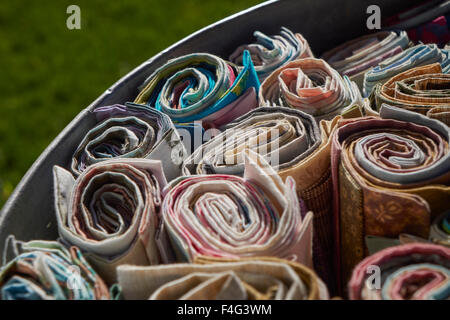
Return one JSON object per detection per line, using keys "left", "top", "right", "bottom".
{"left": 134, "top": 51, "right": 260, "bottom": 127}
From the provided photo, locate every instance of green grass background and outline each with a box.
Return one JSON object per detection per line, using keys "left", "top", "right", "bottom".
{"left": 0, "top": 0, "right": 262, "bottom": 207}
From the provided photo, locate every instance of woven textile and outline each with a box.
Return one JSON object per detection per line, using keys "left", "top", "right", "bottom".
{"left": 71, "top": 103, "right": 186, "bottom": 180}
{"left": 53, "top": 159, "right": 167, "bottom": 284}
{"left": 0, "top": 237, "right": 110, "bottom": 300}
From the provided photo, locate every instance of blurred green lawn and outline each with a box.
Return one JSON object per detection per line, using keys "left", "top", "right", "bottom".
{"left": 0, "top": 0, "right": 262, "bottom": 207}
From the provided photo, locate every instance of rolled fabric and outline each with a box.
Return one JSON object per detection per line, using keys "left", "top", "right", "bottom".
{"left": 229, "top": 27, "right": 314, "bottom": 81}
{"left": 259, "top": 58, "right": 362, "bottom": 121}
{"left": 162, "top": 150, "right": 314, "bottom": 269}
{"left": 174, "top": 122, "right": 204, "bottom": 155}
{"left": 182, "top": 106, "right": 321, "bottom": 175}
{"left": 331, "top": 104, "right": 450, "bottom": 292}
{"left": 430, "top": 210, "right": 450, "bottom": 247}
{"left": 440, "top": 47, "right": 450, "bottom": 73}
{"left": 372, "top": 63, "right": 450, "bottom": 126}
{"left": 182, "top": 106, "right": 339, "bottom": 291}
{"left": 117, "top": 256, "right": 329, "bottom": 300}
{"left": 53, "top": 158, "right": 167, "bottom": 284}
{"left": 384, "top": 0, "right": 450, "bottom": 48}
{"left": 134, "top": 51, "right": 259, "bottom": 127}
{"left": 348, "top": 243, "right": 450, "bottom": 300}
{"left": 384, "top": 0, "right": 450, "bottom": 31}
{"left": 321, "top": 31, "right": 410, "bottom": 88}
{"left": 71, "top": 103, "right": 186, "bottom": 181}
{"left": 0, "top": 237, "right": 110, "bottom": 300}
{"left": 363, "top": 43, "right": 446, "bottom": 96}
{"left": 427, "top": 107, "right": 450, "bottom": 127}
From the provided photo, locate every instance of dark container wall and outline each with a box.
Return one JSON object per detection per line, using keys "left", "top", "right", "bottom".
{"left": 0, "top": 0, "right": 426, "bottom": 252}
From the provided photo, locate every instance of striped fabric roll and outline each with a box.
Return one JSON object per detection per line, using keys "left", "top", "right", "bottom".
{"left": 182, "top": 106, "right": 321, "bottom": 175}
{"left": 331, "top": 104, "right": 450, "bottom": 290}
{"left": 0, "top": 237, "right": 110, "bottom": 300}
{"left": 53, "top": 158, "right": 167, "bottom": 284}
{"left": 372, "top": 63, "right": 450, "bottom": 127}
{"left": 348, "top": 243, "right": 450, "bottom": 300}
{"left": 259, "top": 58, "right": 361, "bottom": 121}
{"left": 229, "top": 27, "right": 314, "bottom": 81}
{"left": 322, "top": 31, "right": 410, "bottom": 88}
{"left": 182, "top": 106, "right": 342, "bottom": 292}
{"left": 363, "top": 43, "right": 447, "bottom": 96}
{"left": 117, "top": 256, "right": 329, "bottom": 300}
{"left": 162, "top": 151, "right": 314, "bottom": 268}
{"left": 71, "top": 103, "right": 185, "bottom": 180}
{"left": 134, "top": 52, "right": 259, "bottom": 127}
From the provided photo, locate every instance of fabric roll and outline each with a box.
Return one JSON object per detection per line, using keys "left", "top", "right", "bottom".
{"left": 363, "top": 43, "right": 447, "bottom": 96}
{"left": 162, "top": 150, "right": 314, "bottom": 269}
{"left": 331, "top": 104, "right": 450, "bottom": 292}
{"left": 372, "top": 63, "right": 450, "bottom": 126}
{"left": 275, "top": 115, "right": 342, "bottom": 293}
{"left": 321, "top": 31, "right": 410, "bottom": 88}
{"left": 185, "top": 112, "right": 340, "bottom": 292}
{"left": 259, "top": 58, "right": 362, "bottom": 121}
{"left": 117, "top": 256, "right": 329, "bottom": 300}
{"left": 430, "top": 210, "right": 450, "bottom": 247}
{"left": 53, "top": 158, "right": 167, "bottom": 284}
{"left": 348, "top": 243, "right": 450, "bottom": 300}
{"left": 182, "top": 106, "right": 321, "bottom": 176}
{"left": 71, "top": 103, "right": 186, "bottom": 181}
{"left": 134, "top": 51, "right": 259, "bottom": 128}
{"left": 229, "top": 27, "right": 314, "bottom": 81}
{"left": 0, "top": 237, "right": 110, "bottom": 300}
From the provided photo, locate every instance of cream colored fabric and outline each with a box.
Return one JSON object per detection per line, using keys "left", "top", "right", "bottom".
{"left": 117, "top": 257, "right": 329, "bottom": 300}
{"left": 53, "top": 158, "right": 167, "bottom": 284}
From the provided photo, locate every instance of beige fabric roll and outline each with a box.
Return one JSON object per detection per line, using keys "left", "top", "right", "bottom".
{"left": 117, "top": 256, "right": 329, "bottom": 300}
